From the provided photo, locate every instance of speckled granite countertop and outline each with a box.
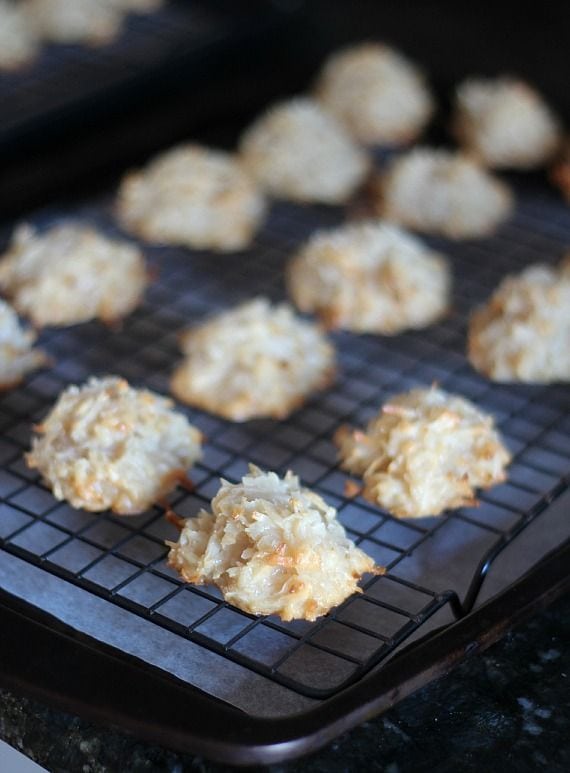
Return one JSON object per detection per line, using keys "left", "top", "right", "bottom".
{"left": 1, "top": 593, "right": 568, "bottom": 773}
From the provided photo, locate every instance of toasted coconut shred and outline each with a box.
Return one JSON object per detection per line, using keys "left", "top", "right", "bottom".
{"left": 335, "top": 387, "right": 511, "bottom": 518}
{"left": 314, "top": 42, "right": 434, "bottom": 146}
{"left": 117, "top": 143, "right": 266, "bottom": 252}
{"left": 239, "top": 97, "right": 369, "bottom": 204}
{"left": 468, "top": 257, "right": 570, "bottom": 383}
{"left": 0, "top": 223, "right": 147, "bottom": 328}
{"left": 27, "top": 377, "right": 203, "bottom": 515}
{"left": 377, "top": 147, "right": 513, "bottom": 239}
{"left": 453, "top": 77, "right": 561, "bottom": 169}
{"left": 287, "top": 220, "right": 451, "bottom": 333}
{"left": 0, "top": 298, "right": 47, "bottom": 389}
{"left": 171, "top": 297, "right": 335, "bottom": 421}
{"left": 167, "top": 465, "right": 381, "bottom": 621}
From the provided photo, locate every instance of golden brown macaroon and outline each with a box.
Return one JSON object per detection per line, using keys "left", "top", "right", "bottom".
{"left": 468, "top": 257, "right": 570, "bottom": 383}
{"left": 0, "top": 298, "right": 47, "bottom": 390}
{"left": 0, "top": 223, "right": 148, "bottom": 328}
{"left": 335, "top": 387, "right": 511, "bottom": 518}
{"left": 314, "top": 42, "right": 434, "bottom": 146}
{"left": 287, "top": 220, "right": 451, "bottom": 333}
{"left": 167, "top": 465, "right": 381, "bottom": 622}
{"left": 375, "top": 147, "right": 513, "bottom": 239}
{"left": 239, "top": 97, "right": 370, "bottom": 204}
{"left": 171, "top": 297, "right": 335, "bottom": 421}
{"left": 27, "top": 376, "right": 203, "bottom": 515}
{"left": 453, "top": 76, "right": 562, "bottom": 170}
{"left": 117, "top": 144, "right": 266, "bottom": 252}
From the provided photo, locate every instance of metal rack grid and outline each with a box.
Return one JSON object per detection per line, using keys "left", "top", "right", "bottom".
{"left": 0, "top": 1, "right": 230, "bottom": 146}
{"left": 0, "top": 180, "right": 569, "bottom": 701}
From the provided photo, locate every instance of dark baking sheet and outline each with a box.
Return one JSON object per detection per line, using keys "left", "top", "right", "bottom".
{"left": 0, "top": 174, "right": 569, "bottom": 762}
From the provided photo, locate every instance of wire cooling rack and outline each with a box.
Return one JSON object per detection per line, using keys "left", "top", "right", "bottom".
{"left": 0, "top": 179, "right": 569, "bottom": 702}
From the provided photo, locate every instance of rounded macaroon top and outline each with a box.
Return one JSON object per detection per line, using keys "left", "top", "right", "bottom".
{"left": 167, "top": 464, "right": 380, "bottom": 621}
{"left": 336, "top": 386, "right": 511, "bottom": 518}
{"left": 117, "top": 143, "right": 266, "bottom": 251}
{"left": 171, "top": 297, "right": 335, "bottom": 421}
{"left": 27, "top": 376, "right": 203, "bottom": 515}
{"left": 314, "top": 42, "right": 434, "bottom": 145}
{"left": 468, "top": 256, "right": 570, "bottom": 383}
{"left": 0, "top": 222, "right": 147, "bottom": 328}
{"left": 239, "top": 97, "right": 370, "bottom": 204}
{"left": 377, "top": 146, "right": 514, "bottom": 239}
{"left": 453, "top": 76, "right": 562, "bottom": 169}
{"left": 287, "top": 220, "right": 451, "bottom": 333}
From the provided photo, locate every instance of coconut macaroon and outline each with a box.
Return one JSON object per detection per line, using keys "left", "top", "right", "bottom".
{"left": 377, "top": 148, "right": 513, "bottom": 239}
{"left": 0, "top": 299, "right": 47, "bottom": 390}
{"left": 117, "top": 144, "right": 266, "bottom": 252}
{"left": 239, "top": 97, "right": 369, "bottom": 204}
{"left": 453, "top": 77, "right": 561, "bottom": 170}
{"left": 0, "top": 0, "right": 40, "bottom": 70}
{"left": 314, "top": 43, "right": 434, "bottom": 146}
{"left": 171, "top": 298, "right": 335, "bottom": 422}
{"left": 335, "top": 387, "right": 511, "bottom": 518}
{"left": 167, "top": 465, "right": 380, "bottom": 621}
{"left": 468, "top": 257, "right": 570, "bottom": 383}
{"left": 0, "top": 223, "right": 147, "bottom": 328}
{"left": 27, "top": 377, "right": 203, "bottom": 515}
{"left": 287, "top": 221, "right": 450, "bottom": 334}
{"left": 23, "top": 0, "right": 124, "bottom": 47}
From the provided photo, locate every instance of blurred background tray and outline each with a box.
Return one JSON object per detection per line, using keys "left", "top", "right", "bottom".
{"left": 0, "top": 0, "right": 313, "bottom": 215}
